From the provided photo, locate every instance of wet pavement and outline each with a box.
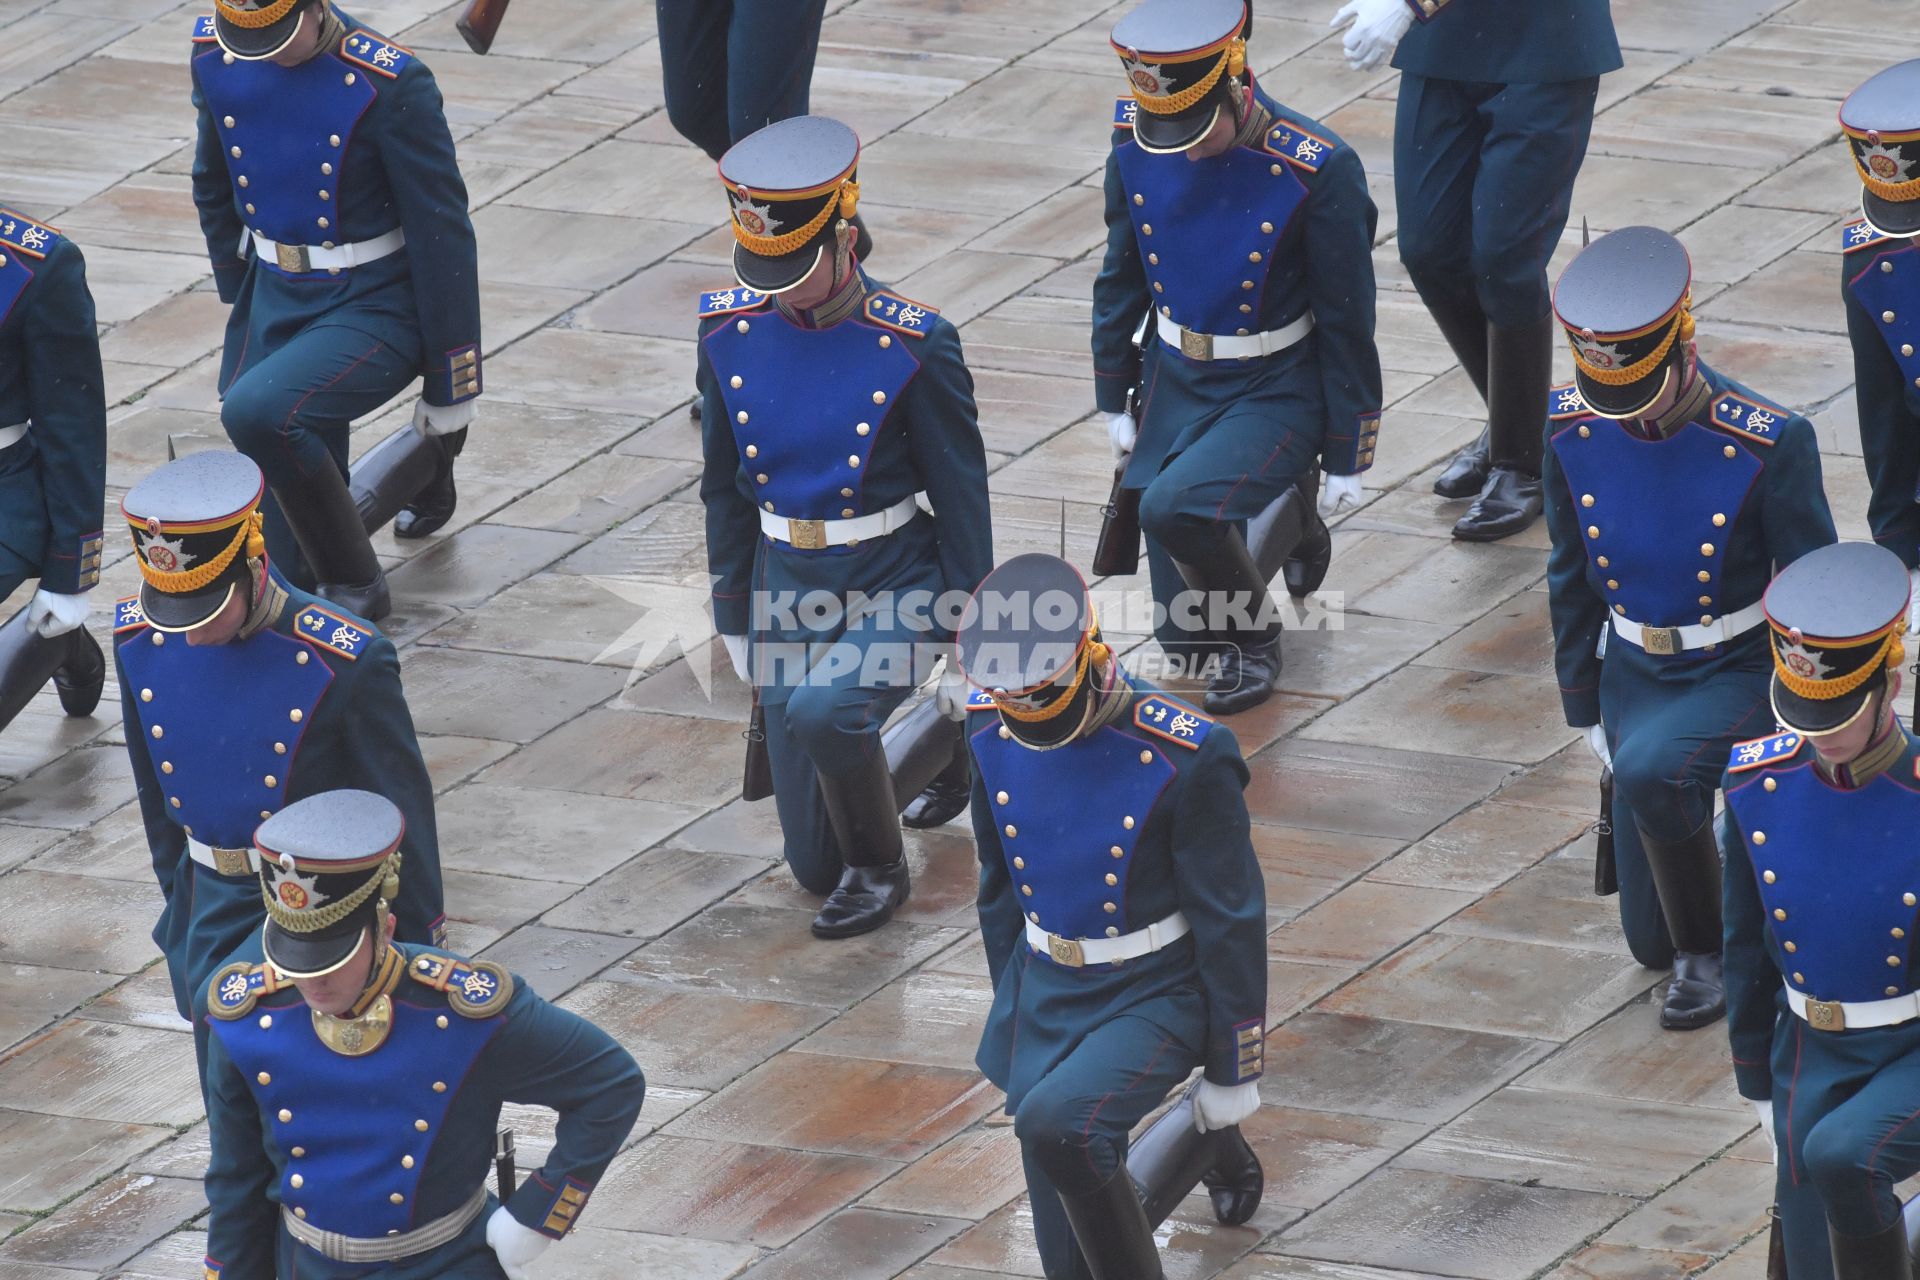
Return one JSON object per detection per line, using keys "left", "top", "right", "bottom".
{"left": 0, "top": 0, "right": 1882, "bottom": 1275}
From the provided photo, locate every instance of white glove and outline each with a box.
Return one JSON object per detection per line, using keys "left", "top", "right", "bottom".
{"left": 1329, "top": 0, "right": 1414, "bottom": 71}
{"left": 27, "top": 588, "right": 90, "bottom": 639}
{"left": 1908, "top": 568, "right": 1919, "bottom": 636}
{"left": 486, "top": 1206, "right": 551, "bottom": 1280}
{"left": 412, "top": 398, "right": 478, "bottom": 438}
{"left": 1751, "top": 1097, "right": 1776, "bottom": 1163}
{"left": 1584, "top": 724, "right": 1612, "bottom": 771}
{"left": 1317, "top": 473, "right": 1364, "bottom": 518}
{"left": 720, "top": 633, "right": 749, "bottom": 684}
{"left": 1105, "top": 411, "right": 1137, "bottom": 462}
{"left": 1192, "top": 1080, "right": 1261, "bottom": 1132}
{"left": 934, "top": 662, "right": 969, "bottom": 722}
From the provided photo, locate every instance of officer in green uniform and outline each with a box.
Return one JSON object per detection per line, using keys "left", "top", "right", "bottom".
{"left": 0, "top": 204, "right": 106, "bottom": 731}
{"left": 190, "top": 0, "right": 482, "bottom": 621}
{"left": 1837, "top": 61, "right": 1920, "bottom": 721}
{"left": 201, "top": 789, "right": 646, "bottom": 1279}
{"left": 958, "top": 553, "right": 1267, "bottom": 1279}
{"left": 113, "top": 451, "right": 444, "bottom": 1078}
{"left": 1330, "top": 0, "right": 1619, "bottom": 540}
{"left": 1093, "top": 0, "right": 1379, "bottom": 715}
{"left": 1542, "top": 227, "right": 1836, "bottom": 1031}
{"left": 1723, "top": 542, "right": 1920, "bottom": 1280}
{"left": 697, "top": 115, "right": 993, "bottom": 939}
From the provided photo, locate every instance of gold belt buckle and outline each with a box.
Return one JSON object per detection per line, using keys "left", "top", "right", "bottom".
{"left": 274, "top": 241, "right": 311, "bottom": 273}
{"left": 1179, "top": 327, "right": 1214, "bottom": 361}
{"left": 1805, "top": 998, "right": 1846, "bottom": 1031}
{"left": 787, "top": 518, "right": 827, "bottom": 550}
{"left": 1046, "top": 934, "right": 1085, "bottom": 968}
{"left": 1641, "top": 625, "right": 1679, "bottom": 656}
{"left": 213, "top": 846, "right": 252, "bottom": 878}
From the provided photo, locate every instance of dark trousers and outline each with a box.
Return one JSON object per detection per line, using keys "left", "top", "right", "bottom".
{"left": 656, "top": 0, "right": 830, "bottom": 161}
{"left": 1599, "top": 661, "right": 1773, "bottom": 968}
{"left": 219, "top": 325, "right": 416, "bottom": 586}
{"left": 1394, "top": 74, "right": 1599, "bottom": 328}
{"left": 1013, "top": 1014, "right": 1200, "bottom": 1280}
{"left": 1769, "top": 1013, "right": 1920, "bottom": 1280}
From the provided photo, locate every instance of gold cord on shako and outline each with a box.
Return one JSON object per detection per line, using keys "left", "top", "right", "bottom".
{"left": 989, "top": 606, "right": 1114, "bottom": 725}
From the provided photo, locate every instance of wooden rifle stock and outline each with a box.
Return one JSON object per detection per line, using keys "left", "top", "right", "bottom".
{"left": 1092, "top": 464, "right": 1141, "bottom": 577}
{"left": 456, "top": 0, "right": 508, "bottom": 54}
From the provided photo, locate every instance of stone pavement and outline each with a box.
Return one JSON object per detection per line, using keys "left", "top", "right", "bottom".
{"left": 0, "top": 0, "right": 1893, "bottom": 1275}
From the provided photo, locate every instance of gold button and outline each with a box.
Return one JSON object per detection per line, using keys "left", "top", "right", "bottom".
{"left": 1005, "top": 824, "right": 1017, "bottom": 838}
{"left": 1240, "top": 280, "right": 1253, "bottom": 290}
{"left": 1886, "top": 262, "right": 1896, "bottom": 274}
{"left": 1597, "top": 556, "right": 1610, "bottom": 569}
{"left": 1142, "top": 224, "right": 1153, "bottom": 235}
{"left": 1123, "top": 816, "right": 1135, "bottom": 829}
{"left": 265, "top": 775, "right": 277, "bottom": 788}
{"left": 229, "top": 145, "right": 241, "bottom": 158}
{"left": 1110, "top": 846, "right": 1123, "bottom": 858}
{"left": 1908, "top": 893, "right": 1917, "bottom": 906}
{"left": 278, "top": 1109, "right": 293, "bottom": 1123}
{"left": 415, "top": 1119, "right": 429, "bottom": 1132}
{"left": 294, "top": 1207, "right": 306, "bottom": 1219}
{"left": 390, "top": 1192, "right": 404, "bottom": 1204}
{"left": 1700, "top": 615, "right": 1713, "bottom": 626}
{"left": 841, "top": 487, "right": 853, "bottom": 497}
{"left": 1905, "top": 344, "right": 1915, "bottom": 358}
{"left": 1580, "top": 495, "right": 1594, "bottom": 508}
{"left": 999, "top": 726, "right": 1011, "bottom": 739}
{"left": 872, "top": 390, "right": 887, "bottom": 405}
{"left": 1586, "top": 525, "right": 1599, "bottom": 539}
{"left": 329, "top": 134, "right": 340, "bottom": 146}
{"left": 1104, "top": 902, "right": 1118, "bottom": 913}
{"left": 1107, "top": 927, "right": 1120, "bottom": 937}
{"left": 345, "top": 72, "right": 356, "bottom": 84}
{"left": 290, "top": 709, "right": 303, "bottom": 723}
{"left": 1712, "top": 513, "right": 1726, "bottom": 527}
{"left": 842, "top": 508, "right": 854, "bottom": 517}
{"left": 1785, "top": 941, "right": 1797, "bottom": 952}
{"left": 260, "top": 810, "right": 271, "bottom": 820}
{"left": 857, "top": 423, "right": 871, "bottom": 436}
{"left": 848, "top": 455, "right": 860, "bottom": 468}
{"left": 140, "top": 688, "right": 152, "bottom": 702}
{"left": 296, "top": 650, "right": 310, "bottom": 665}
{"left": 245, "top": 203, "right": 254, "bottom": 214}
{"left": 1763, "top": 870, "right": 1776, "bottom": 883}
{"left": 257, "top": 1072, "right": 271, "bottom": 1085}
{"left": 1724, "top": 445, "right": 1736, "bottom": 458}
{"left": 436, "top": 1015, "right": 449, "bottom": 1029}
{"left": 755, "top": 473, "right": 768, "bottom": 484}
{"left": 1578, "top": 426, "right": 1591, "bottom": 438}
{"left": 1261, "top": 221, "right": 1274, "bottom": 234}
{"left": 1613, "top": 605, "right": 1625, "bottom": 615}
{"left": 402, "top": 1155, "right": 415, "bottom": 1169}
{"left": 1700, "top": 543, "right": 1715, "bottom": 557}
{"left": 1028, "top": 912, "right": 1038, "bottom": 923}
{"left": 1774, "top": 908, "right": 1786, "bottom": 921}
{"left": 433, "top": 1082, "right": 447, "bottom": 1093}
{"left": 1698, "top": 570, "right": 1711, "bottom": 583}
{"left": 260, "top": 1015, "right": 273, "bottom": 1029}
{"left": 996, "top": 790, "right": 1009, "bottom": 804}
{"left": 1753, "top": 831, "right": 1766, "bottom": 845}
{"left": 1606, "top": 579, "right": 1619, "bottom": 590}
{"left": 151, "top": 725, "right": 163, "bottom": 739}
{"left": 1021, "top": 885, "right": 1033, "bottom": 896}
{"left": 730, "top": 375, "right": 742, "bottom": 389}
{"left": 1139, "top": 750, "right": 1152, "bottom": 764}
{"left": 322, "top": 163, "right": 333, "bottom": 176}
{"left": 1886, "top": 310, "right": 1897, "bottom": 323}
{"left": 1893, "top": 987, "right": 1903, "bottom": 996}
{"left": 290, "top": 1145, "right": 303, "bottom": 1156}
{"left": 1248, "top": 251, "right": 1262, "bottom": 263}
{"left": 170, "top": 797, "right": 180, "bottom": 809}
{"left": 1105, "top": 873, "right": 1118, "bottom": 886}
{"left": 1148, "top": 253, "right": 1159, "bottom": 265}
{"left": 1013, "top": 857, "right": 1024, "bottom": 869}
{"left": 879, "top": 335, "right": 891, "bottom": 349}
{"left": 1896, "top": 928, "right": 1908, "bottom": 939}
{"left": 1133, "top": 194, "right": 1144, "bottom": 206}
{"left": 1764, "top": 777, "right": 1776, "bottom": 791}
{"left": 1153, "top": 282, "right": 1164, "bottom": 293}
{"left": 1270, "top": 164, "right": 1282, "bottom": 175}
{"left": 290, "top": 1174, "right": 303, "bottom": 1188}
{"left": 736, "top": 410, "right": 748, "bottom": 425}
{"left": 737, "top": 319, "right": 750, "bottom": 333}
{"left": 274, "top": 742, "right": 286, "bottom": 754}
{"left": 1239, "top": 304, "right": 1252, "bottom": 314}
{"left": 1893, "top": 956, "right": 1904, "bottom": 967}
{"left": 223, "top": 114, "right": 235, "bottom": 126}
{"left": 317, "top": 217, "right": 328, "bottom": 229}
{"left": 319, "top": 190, "right": 330, "bottom": 201}
{"left": 745, "top": 445, "right": 758, "bottom": 458}
{"left": 1699, "top": 596, "right": 1712, "bottom": 606}
{"left": 160, "top": 761, "right": 174, "bottom": 775}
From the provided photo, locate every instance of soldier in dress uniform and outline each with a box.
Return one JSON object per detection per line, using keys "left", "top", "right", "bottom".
{"left": 190, "top": 0, "right": 482, "bottom": 621}
{"left": 1723, "top": 541, "right": 1920, "bottom": 1280}
{"left": 0, "top": 204, "right": 106, "bottom": 732}
{"left": 201, "top": 789, "right": 645, "bottom": 1279}
{"left": 1094, "top": 0, "right": 1379, "bottom": 715}
{"left": 697, "top": 115, "right": 993, "bottom": 939}
{"left": 958, "top": 553, "right": 1267, "bottom": 1280}
{"left": 1543, "top": 227, "right": 1837, "bottom": 1031}
{"left": 1838, "top": 61, "right": 1920, "bottom": 721}
{"left": 1330, "top": 0, "right": 1619, "bottom": 540}
{"left": 113, "top": 451, "right": 444, "bottom": 1076}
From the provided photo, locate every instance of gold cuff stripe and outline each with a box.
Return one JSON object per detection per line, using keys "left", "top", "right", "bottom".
{"left": 215, "top": 0, "right": 297, "bottom": 28}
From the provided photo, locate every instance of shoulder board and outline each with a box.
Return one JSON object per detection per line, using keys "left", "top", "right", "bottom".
{"left": 1548, "top": 383, "right": 1589, "bottom": 420}
{"left": 1132, "top": 693, "right": 1213, "bottom": 749}
{"left": 113, "top": 595, "right": 151, "bottom": 634}
{"left": 698, "top": 286, "right": 768, "bottom": 318}
{"left": 192, "top": 14, "right": 217, "bottom": 41}
{"left": 338, "top": 30, "right": 413, "bottom": 78}
{"left": 966, "top": 689, "right": 996, "bottom": 713}
{"left": 1844, "top": 218, "right": 1891, "bottom": 255}
{"left": 292, "top": 603, "right": 371, "bottom": 660}
{"left": 0, "top": 208, "right": 60, "bottom": 260}
{"left": 206, "top": 961, "right": 290, "bottom": 1021}
{"left": 1728, "top": 730, "right": 1805, "bottom": 773}
{"left": 408, "top": 952, "right": 515, "bottom": 1017}
{"left": 1710, "top": 389, "right": 1786, "bottom": 446}
{"left": 863, "top": 289, "right": 938, "bottom": 339}
{"left": 1114, "top": 96, "right": 1137, "bottom": 129}
{"left": 1264, "top": 118, "right": 1332, "bottom": 173}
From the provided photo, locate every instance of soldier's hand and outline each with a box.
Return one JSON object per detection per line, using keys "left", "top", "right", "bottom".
{"left": 1751, "top": 1097, "right": 1776, "bottom": 1164}
{"left": 1584, "top": 724, "right": 1612, "bottom": 771}
{"left": 1105, "top": 411, "right": 1138, "bottom": 461}
{"left": 412, "top": 398, "right": 478, "bottom": 437}
{"left": 1317, "top": 473, "right": 1364, "bottom": 518}
{"left": 27, "top": 588, "right": 91, "bottom": 639}
{"left": 485, "top": 1206, "right": 551, "bottom": 1279}
{"left": 1192, "top": 1080, "right": 1261, "bottom": 1132}
{"left": 934, "top": 662, "right": 970, "bottom": 722}
{"left": 1329, "top": 0, "right": 1413, "bottom": 72}
{"left": 720, "top": 633, "right": 750, "bottom": 684}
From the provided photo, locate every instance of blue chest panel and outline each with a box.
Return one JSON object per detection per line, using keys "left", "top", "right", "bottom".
{"left": 211, "top": 996, "right": 500, "bottom": 1235}
{"left": 116, "top": 627, "right": 334, "bottom": 847}
{"left": 1550, "top": 417, "right": 1763, "bottom": 625}
{"left": 1727, "top": 762, "right": 1920, "bottom": 1004}
{"left": 1113, "top": 139, "right": 1308, "bottom": 338}
{"left": 194, "top": 46, "right": 376, "bottom": 247}
{"left": 969, "top": 717, "right": 1178, "bottom": 945}
{"left": 704, "top": 311, "right": 921, "bottom": 523}
{"left": 1849, "top": 244, "right": 1920, "bottom": 403}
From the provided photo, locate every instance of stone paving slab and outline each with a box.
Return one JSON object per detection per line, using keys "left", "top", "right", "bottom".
{"left": 0, "top": 0, "right": 1884, "bottom": 1273}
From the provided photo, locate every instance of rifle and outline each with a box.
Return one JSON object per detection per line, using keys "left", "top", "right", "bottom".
{"left": 494, "top": 1128, "right": 516, "bottom": 1200}
{"left": 1593, "top": 766, "right": 1617, "bottom": 897}
{"left": 743, "top": 691, "right": 773, "bottom": 802}
{"left": 456, "top": 0, "right": 508, "bottom": 54}
{"left": 1092, "top": 308, "right": 1154, "bottom": 577}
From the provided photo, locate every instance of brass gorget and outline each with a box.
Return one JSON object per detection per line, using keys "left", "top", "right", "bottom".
{"left": 310, "top": 944, "right": 403, "bottom": 1056}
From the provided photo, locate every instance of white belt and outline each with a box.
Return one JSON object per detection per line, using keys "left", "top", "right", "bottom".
{"left": 1608, "top": 600, "right": 1766, "bottom": 655}
{"left": 283, "top": 1183, "right": 488, "bottom": 1262}
{"left": 246, "top": 227, "right": 405, "bottom": 274}
{"left": 1025, "top": 911, "right": 1190, "bottom": 968}
{"left": 188, "top": 837, "right": 257, "bottom": 879}
{"left": 1157, "top": 311, "right": 1314, "bottom": 362}
{"left": 1786, "top": 984, "right": 1920, "bottom": 1032}
{"left": 0, "top": 423, "right": 24, "bottom": 449}
{"left": 759, "top": 493, "right": 923, "bottom": 549}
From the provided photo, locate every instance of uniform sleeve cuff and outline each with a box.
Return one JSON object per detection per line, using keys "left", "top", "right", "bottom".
{"left": 510, "top": 1173, "right": 594, "bottom": 1239}
{"left": 1403, "top": 0, "right": 1446, "bottom": 21}
{"left": 1560, "top": 688, "right": 1601, "bottom": 729}
{"left": 1733, "top": 1059, "right": 1772, "bottom": 1101}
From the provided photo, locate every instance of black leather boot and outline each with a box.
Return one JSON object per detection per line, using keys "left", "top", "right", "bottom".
{"left": 0, "top": 607, "right": 73, "bottom": 731}
{"left": 1416, "top": 286, "right": 1492, "bottom": 500}
{"left": 1453, "top": 314, "right": 1552, "bottom": 543}
{"left": 1903, "top": 1194, "right": 1920, "bottom": 1263}
{"left": 1179, "top": 532, "right": 1283, "bottom": 716}
{"left": 812, "top": 752, "right": 911, "bottom": 939}
{"left": 1282, "top": 507, "right": 1332, "bottom": 600}
{"left": 900, "top": 748, "right": 970, "bottom": 829}
{"left": 350, "top": 423, "right": 443, "bottom": 536}
{"left": 1129, "top": 1085, "right": 1265, "bottom": 1229}
{"left": 274, "top": 462, "right": 392, "bottom": 622}
{"left": 53, "top": 625, "right": 105, "bottom": 718}
{"left": 1202, "top": 1127, "right": 1264, "bottom": 1227}
{"left": 1060, "top": 1164, "right": 1166, "bottom": 1280}
{"left": 395, "top": 426, "right": 464, "bottom": 540}
{"left": 1830, "top": 1218, "right": 1914, "bottom": 1280}
{"left": 1638, "top": 815, "right": 1727, "bottom": 1030}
